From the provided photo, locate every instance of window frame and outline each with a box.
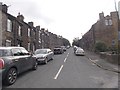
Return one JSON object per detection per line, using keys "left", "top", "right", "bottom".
{"left": 7, "top": 19, "right": 12, "bottom": 32}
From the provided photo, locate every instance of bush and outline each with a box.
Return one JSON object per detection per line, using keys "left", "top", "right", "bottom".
{"left": 95, "top": 42, "right": 107, "bottom": 52}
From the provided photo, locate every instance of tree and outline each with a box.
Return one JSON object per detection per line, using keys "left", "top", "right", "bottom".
{"left": 72, "top": 37, "right": 80, "bottom": 47}
{"left": 95, "top": 42, "right": 107, "bottom": 52}
{"left": 62, "top": 38, "right": 71, "bottom": 46}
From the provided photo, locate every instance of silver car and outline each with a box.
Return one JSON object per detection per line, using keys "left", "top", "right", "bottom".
{"left": 75, "top": 47, "right": 85, "bottom": 56}
{"left": 34, "top": 49, "right": 54, "bottom": 64}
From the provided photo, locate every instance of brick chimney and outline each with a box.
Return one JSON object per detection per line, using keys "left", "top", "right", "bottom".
{"left": 99, "top": 12, "right": 104, "bottom": 20}
{"left": 36, "top": 26, "right": 40, "bottom": 30}
{"left": 2, "top": 4, "right": 8, "bottom": 13}
{"left": 17, "top": 12, "right": 24, "bottom": 21}
{"left": 28, "top": 22, "right": 34, "bottom": 27}
{"left": 41, "top": 28, "right": 45, "bottom": 32}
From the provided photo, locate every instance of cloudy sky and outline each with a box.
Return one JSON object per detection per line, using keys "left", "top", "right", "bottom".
{"left": 1, "top": 0, "right": 120, "bottom": 43}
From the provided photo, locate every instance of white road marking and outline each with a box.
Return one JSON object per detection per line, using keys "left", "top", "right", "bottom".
{"left": 64, "top": 58, "right": 67, "bottom": 62}
{"left": 92, "top": 63, "right": 96, "bottom": 65}
{"left": 54, "top": 53, "right": 69, "bottom": 80}
{"left": 67, "top": 53, "right": 69, "bottom": 56}
{"left": 64, "top": 53, "right": 69, "bottom": 62}
{"left": 54, "top": 65, "right": 64, "bottom": 79}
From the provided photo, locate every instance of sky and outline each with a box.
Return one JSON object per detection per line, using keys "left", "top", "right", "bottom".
{"left": 1, "top": 0, "right": 120, "bottom": 43}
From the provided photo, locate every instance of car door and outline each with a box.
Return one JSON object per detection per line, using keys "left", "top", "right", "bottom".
{"left": 48, "top": 50, "right": 53, "bottom": 60}
{"left": 11, "top": 48, "right": 26, "bottom": 73}
{"left": 19, "top": 48, "right": 33, "bottom": 70}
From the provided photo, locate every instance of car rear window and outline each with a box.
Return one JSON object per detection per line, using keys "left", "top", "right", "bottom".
{"left": 35, "top": 49, "right": 47, "bottom": 54}
{"left": 0, "top": 49, "right": 11, "bottom": 57}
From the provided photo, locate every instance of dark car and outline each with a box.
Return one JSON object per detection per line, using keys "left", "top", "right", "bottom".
{"left": 0, "top": 47, "right": 38, "bottom": 85}
{"left": 61, "top": 46, "right": 67, "bottom": 52}
{"left": 53, "top": 47, "right": 64, "bottom": 54}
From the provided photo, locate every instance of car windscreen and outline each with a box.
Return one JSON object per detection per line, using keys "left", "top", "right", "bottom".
{"left": 35, "top": 49, "right": 47, "bottom": 54}
{"left": 54, "top": 48, "right": 61, "bottom": 51}
{"left": 0, "top": 49, "right": 11, "bottom": 57}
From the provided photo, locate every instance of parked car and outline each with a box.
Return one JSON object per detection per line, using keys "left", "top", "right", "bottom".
{"left": 66, "top": 45, "right": 70, "bottom": 49}
{"left": 0, "top": 47, "right": 38, "bottom": 85}
{"left": 53, "top": 47, "right": 64, "bottom": 54}
{"left": 61, "top": 46, "right": 67, "bottom": 52}
{"left": 75, "top": 47, "right": 85, "bottom": 56}
{"left": 34, "top": 49, "right": 54, "bottom": 64}
{"left": 73, "top": 46, "right": 78, "bottom": 53}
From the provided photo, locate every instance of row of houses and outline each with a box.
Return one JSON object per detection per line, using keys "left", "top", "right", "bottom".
{"left": 0, "top": 3, "right": 69, "bottom": 52}
{"left": 80, "top": 11, "right": 119, "bottom": 52}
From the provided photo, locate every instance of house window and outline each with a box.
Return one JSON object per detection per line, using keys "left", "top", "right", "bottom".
{"left": 28, "top": 28, "right": 30, "bottom": 37}
{"left": 33, "top": 44, "right": 35, "bottom": 52}
{"left": 7, "top": 19, "right": 12, "bottom": 32}
{"left": 17, "top": 40, "right": 22, "bottom": 47}
{"left": 105, "top": 19, "right": 112, "bottom": 26}
{"left": 6, "top": 40, "right": 11, "bottom": 46}
{"left": 28, "top": 42, "right": 30, "bottom": 51}
{"left": 18, "top": 44, "right": 20, "bottom": 47}
{"left": 18, "top": 26, "right": 22, "bottom": 36}
{"left": 33, "top": 30, "right": 35, "bottom": 36}
{"left": 105, "top": 20, "right": 109, "bottom": 26}
{"left": 109, "top": 19, "right": 112, "bottom": 25}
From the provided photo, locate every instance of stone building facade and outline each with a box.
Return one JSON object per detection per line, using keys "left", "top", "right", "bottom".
{"left": 0, "top": 3, "right": 67, "bottom": 52}
{"left": 81, "top": 11, "right": 118, "bottom": 52}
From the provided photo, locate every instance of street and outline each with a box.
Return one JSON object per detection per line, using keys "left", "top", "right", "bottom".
{"left": 3, "top": 48, "right": 118, "bottom": 88}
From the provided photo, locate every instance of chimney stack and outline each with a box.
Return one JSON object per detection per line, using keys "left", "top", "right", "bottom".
{"left": 28, "top": 22, "right": 34, "bottom": 27}
{"left": 2, "top": 4, "right": 8, "bottom": 13}
{"left": 99, "top": 12, "right": 104, "bottom": 20}
{"left": 17, "top": 12, "right": 24, "bottom": 21}
{"left": 36, "top": 26, "right": 40, "bottom": 30}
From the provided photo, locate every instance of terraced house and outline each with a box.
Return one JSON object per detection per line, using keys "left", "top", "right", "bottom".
{"left": 0, "top": 3, "right": 69, "bottom": 52}
{"left": 81, "top": 11, "right": 119, "bottom": 52}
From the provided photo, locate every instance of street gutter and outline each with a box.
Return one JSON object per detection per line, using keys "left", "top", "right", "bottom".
{"left": 86, "top": 56, "right": 120, "bottom": 73}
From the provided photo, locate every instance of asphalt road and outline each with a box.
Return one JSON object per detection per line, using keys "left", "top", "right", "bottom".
{"left": 3, "top": 48, "right": 118, "bottom": 88}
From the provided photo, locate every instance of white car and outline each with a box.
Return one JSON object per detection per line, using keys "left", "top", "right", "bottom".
{"left": 75, "top": 47, "right": 85, "bottom": 56}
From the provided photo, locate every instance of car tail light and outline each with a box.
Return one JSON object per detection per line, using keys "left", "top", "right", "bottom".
{"left": 0, "top": 58, "right": 4, "bottom": 69}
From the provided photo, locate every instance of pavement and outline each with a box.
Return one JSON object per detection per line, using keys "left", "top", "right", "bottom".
{"left": 85, "top": 51, "right": 120, "bottom": 73}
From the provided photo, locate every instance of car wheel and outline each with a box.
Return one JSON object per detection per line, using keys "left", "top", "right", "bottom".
{"left": 44, "top": 58, "right": 48, "bottom": 64}
{"left": 32, "top": 60, "right": 38, "bottom": 70}
{"left": 51, "top": 56, "right": 54, "bottom": 60}
{"left": 4, "top": 68, "right": 17, "bottom": 85}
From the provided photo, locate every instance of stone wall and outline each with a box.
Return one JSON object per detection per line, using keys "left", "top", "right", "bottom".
{"left": 99, "top": 52, "right": 119, "bottom": 65}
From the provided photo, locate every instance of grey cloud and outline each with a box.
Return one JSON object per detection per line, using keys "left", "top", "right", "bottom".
{"left": 3, "top": 0, "right": 53, "bottom": 25}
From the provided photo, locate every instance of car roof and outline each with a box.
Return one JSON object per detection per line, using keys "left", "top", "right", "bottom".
{"left": 35, "top": 48, "right": 51, "bottom": 51}
{"left": 0, "top": 47, "right": 25, "bottom": 50}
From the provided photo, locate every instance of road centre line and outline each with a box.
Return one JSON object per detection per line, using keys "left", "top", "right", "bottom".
{"left": 54, "top": 65, "right": 64, "bottom": 79}
{"left": 54, "top": 53, "right": 69, "bottom": 80}
{"left": 67, "top": 53, "right": 69, "bottom": 57}
{"left": 64, "top": 58, "right": 67, "bottom": 62}
{"left": 64, "top": 53, "right": 69, "bottom": 62}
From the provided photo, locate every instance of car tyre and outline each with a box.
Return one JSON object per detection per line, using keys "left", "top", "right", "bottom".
{"left": 44, "top": 58, "right": 48, "bottom": 64}
{"left": 32, "top": 60, "right": 38, "bottom": 70}
{"left": 4, "top": 68, "right": 17, "bottom": 85}
{"left": 51, "top": 56, "right": 54, "bottom": 60}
